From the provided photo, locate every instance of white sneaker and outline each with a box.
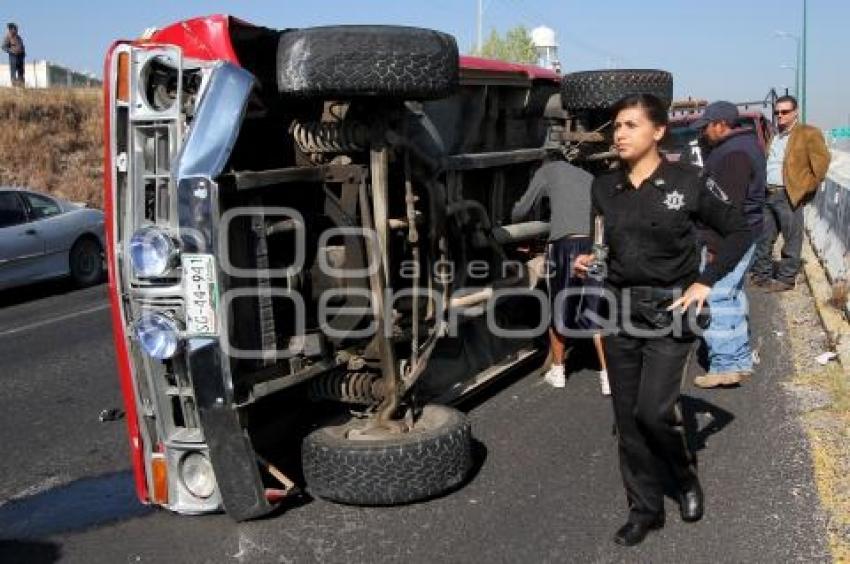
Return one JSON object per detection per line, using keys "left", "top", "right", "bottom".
{"left": 543, "top": 364, "right": 566, "bottom": 388}
{"left": 598, "top": 370, "right": 611, "bottom": 396}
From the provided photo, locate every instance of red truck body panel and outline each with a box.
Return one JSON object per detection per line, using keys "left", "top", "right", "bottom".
{"left": 102, "top": 42, "right": 150, "bottom": 503}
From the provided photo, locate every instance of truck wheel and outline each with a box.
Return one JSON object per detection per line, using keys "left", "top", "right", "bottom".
{"left": 277, "top": 26, "right": 459, "bottom": 99}
{"left": 69, "top": 237, "right": 104, "bottom": 287}
{"left": 302, "top": 404, "right": 473, "bottom": 505}
{"left": 561, "top": 69, "right": 673, "bottom": 112}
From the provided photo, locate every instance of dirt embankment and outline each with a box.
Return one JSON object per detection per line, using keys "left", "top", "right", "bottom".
{"left": 0, "top": 87, "right": 103, "bottom": 208}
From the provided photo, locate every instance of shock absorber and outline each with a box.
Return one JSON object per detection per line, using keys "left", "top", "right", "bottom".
{"left": 308, "top": 371, "right": 385, "bottom": 405}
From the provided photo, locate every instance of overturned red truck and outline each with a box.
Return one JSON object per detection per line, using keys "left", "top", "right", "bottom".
{"left": 103, "top": 14, "right": 673, "bottom": 520}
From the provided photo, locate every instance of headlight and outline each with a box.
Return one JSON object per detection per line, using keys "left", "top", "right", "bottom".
{"left": 136, "top": 312, "right": 181, "bottom": 360}
{"left": 180, "top": 452, "right": 216, "bottom": 499}
{"left": 129, "top": 226, "right": 177, "bottom": 277}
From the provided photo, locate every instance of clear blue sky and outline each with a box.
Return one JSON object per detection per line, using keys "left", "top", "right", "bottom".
{"left": 6, "top": 0, "right": 849, "bottom": 127}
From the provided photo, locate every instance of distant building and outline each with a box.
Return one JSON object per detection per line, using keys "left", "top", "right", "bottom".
{"left": 531, "top": 26, "right": 560, "bottom": 73}
{"left": 0, "top": 60, "right": 101, "bottom": 88}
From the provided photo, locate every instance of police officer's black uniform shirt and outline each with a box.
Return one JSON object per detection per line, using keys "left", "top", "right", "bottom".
{"left": 591, "top": 159, "right": 752, "bottom": 289}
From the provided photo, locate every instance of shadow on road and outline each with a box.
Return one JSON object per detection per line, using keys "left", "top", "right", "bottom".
{"left": 0, "top": 540, "right": 62, "bottom": 564}
{"left": 0, "top": 279, "right": 105, "bottom": 309}
{"left": 682, "top": 394, "right": 736, "bottom": 452}
{"left": 0, "top": 471, "right": 153, "bottom": 540}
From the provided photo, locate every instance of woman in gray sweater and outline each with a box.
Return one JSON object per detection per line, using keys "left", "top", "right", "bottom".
{"left": 512, "top": 158, "right": 609, "bottom": 394}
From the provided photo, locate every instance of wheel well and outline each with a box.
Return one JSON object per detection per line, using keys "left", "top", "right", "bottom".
{"left": 71, "top": 233, "right": 103, "bottom": 250}
{"left": 69, "top": 233, "right": 103, "bottom": 265}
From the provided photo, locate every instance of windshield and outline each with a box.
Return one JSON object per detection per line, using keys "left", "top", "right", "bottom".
{"left": 662, "top": 123, "right": 704, "bottom": 166}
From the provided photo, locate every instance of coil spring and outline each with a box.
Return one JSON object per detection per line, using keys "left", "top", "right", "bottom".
{"left": 309, "top": 371, "right": 385, "bottom": 405}
{"left": 290, "top": 120, "right": 370, "bottom": 154}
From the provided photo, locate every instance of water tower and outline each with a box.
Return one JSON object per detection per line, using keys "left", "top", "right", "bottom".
{"left": 531, "top": 26, "right": 560, "bottom": 72}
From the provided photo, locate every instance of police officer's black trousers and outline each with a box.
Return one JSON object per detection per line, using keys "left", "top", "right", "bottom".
{"left": 604, "top": 333, "right": 698, "bottom": 523}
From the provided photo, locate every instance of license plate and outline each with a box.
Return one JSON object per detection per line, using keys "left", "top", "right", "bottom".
{"left": 182, "top": 254, "right": 218, "bottom": 336}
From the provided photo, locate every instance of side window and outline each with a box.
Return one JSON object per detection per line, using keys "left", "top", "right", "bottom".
{"left": 0, "top": 192, "right": 27, "bottom": 228}
{"left": 23, "top": 192, "right": 62, "bottom": 220}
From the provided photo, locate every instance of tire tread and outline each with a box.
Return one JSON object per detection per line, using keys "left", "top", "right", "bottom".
{"left": 561, "top": 69, "right": 673, "bottom": 111}
{"left": 277, "top": 26, "right": 459, "bottom": 99}
{"left": 302, "top": 406, "right": 473, "bottom": 505}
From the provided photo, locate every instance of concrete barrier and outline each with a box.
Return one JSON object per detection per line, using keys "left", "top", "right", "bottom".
{"left": 804, "top": 147, "right": 850, "bottom": 318}
{"left": 0, "top": 60, "right": 100, "bottom": 88}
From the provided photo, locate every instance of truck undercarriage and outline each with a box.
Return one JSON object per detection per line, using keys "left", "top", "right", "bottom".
{"left": 104, "top": 15, "right": 673, "bottom": 519}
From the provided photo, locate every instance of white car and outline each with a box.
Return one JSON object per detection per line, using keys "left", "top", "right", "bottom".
{"left": 0, "top": 187, "right": 105, "bottom": 290}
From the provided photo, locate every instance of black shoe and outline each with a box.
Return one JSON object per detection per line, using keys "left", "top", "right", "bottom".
{"left": 613, "top": 514, "right": 665, "bottom": 546}
{"left": 678, "top": 480, "right": 704, "bottom": 522}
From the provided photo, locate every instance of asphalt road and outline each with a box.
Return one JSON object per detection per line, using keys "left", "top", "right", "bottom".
{"left": 0, "top": 281, "right": 832, "bottom": 563}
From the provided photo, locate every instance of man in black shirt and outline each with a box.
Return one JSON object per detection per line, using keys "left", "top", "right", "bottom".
{"left": 690, "top": 101, "right": 765, "bottom": 388}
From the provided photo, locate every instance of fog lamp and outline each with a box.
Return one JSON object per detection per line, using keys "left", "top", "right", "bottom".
{"left": 180, "top": 452, "right": 216, "bottom": 499}
{"left": 136, "top": 312, "right": 181, "bottom": 360}
{"left": 129, "top": 226, "right": 178, "bottom": 277}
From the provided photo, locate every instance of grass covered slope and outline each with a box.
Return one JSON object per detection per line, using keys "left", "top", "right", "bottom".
{"left": 0, "top": 87, "right": 102, "bottom": 208}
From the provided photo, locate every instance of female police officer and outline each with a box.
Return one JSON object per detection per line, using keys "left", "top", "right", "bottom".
{"left": 574, "top": 94, "right": 751, "bottom": 546}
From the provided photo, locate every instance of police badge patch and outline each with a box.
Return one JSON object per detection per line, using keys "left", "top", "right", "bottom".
{"left": 705, "top": 177, "right": 731, "bottom": 204}
{"left": 663, "top": 190, "right": 685, "bottom": 210}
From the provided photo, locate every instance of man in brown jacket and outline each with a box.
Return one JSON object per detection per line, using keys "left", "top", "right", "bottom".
{"left": 751, "top": 95, "right": 831, "bottom": 291}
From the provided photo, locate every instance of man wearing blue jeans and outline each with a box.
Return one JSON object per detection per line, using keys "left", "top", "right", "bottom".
{"left": 691, "top": 102, "right": 765, "bottom": 387}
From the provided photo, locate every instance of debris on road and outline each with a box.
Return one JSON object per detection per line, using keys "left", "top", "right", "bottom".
{"left": 816, "top": 352, "right": 838, "bottom": 366}
{"left": 98, "top": 408, "right": 125, "bottom": 422}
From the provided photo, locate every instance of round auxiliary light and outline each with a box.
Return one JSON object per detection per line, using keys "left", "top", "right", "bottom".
{"left": 180, "top": 452, "right": 216, "bottom": 499}
{"left": 129, "top": 226, "right": 177, "bottom": 278}
{"left": 135, "top": 312, "right": 181, "bottom": 360}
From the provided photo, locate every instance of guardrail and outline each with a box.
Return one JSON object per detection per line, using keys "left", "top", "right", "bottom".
{"left": 804, "top": 148, "right": 850, "bottom": 318}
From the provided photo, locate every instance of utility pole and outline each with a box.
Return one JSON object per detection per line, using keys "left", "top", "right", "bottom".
{"left": 476, "top": 0, "right": 483, "bottom": 55}
{"left": 801, "top": 0, "right": 808, "bottom": 123}
{"left": 775, "top": 31, "right": 801, "bottom": 97}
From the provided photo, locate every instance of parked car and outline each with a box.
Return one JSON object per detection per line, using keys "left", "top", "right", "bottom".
{"left": 0, "top": 187, "right": 105, "bottom": 291}
{"left": 663, "top": 106, "right": 774, "bottom": 167}
{"left": 104, "top": 14, "right": 673, "bottom": 520}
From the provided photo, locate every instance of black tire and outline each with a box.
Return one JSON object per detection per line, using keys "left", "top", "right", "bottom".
{"left": 277, "top": 26, "right": 459, "bottom": 99}
{"left": 69, "top": 237, "right": 104, "bottom": 287}
{"left": 302, "top": 404, "right": 473, "bottom": 505}
{"left": 561, "top": 69, "right": 673, "bottom": 112}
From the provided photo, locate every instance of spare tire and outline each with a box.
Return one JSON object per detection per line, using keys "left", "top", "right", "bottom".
{"left": 561, "top": 69, "right": 673, "bottom": 112}
{"left": 302, "top": 404, "right": 473, "bottom": 505}
{"left": 277, "top": 26, "right": 459, "bottom": 100}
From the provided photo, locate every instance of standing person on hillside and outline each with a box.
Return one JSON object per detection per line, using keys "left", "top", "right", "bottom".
{"left": 574, "top": 94, "right": 751, "bottom": 546}
{"left": 691, "top": 101, "right": 765, "bottom": 388}
{"left": 2, "top": 23, "right": 25, "bottom": 87}
{"left": 512, "top": 158, "right": 610, "bottom": 395}
{"left": 750, "top": 95, "right": 831, "bottom": 291}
